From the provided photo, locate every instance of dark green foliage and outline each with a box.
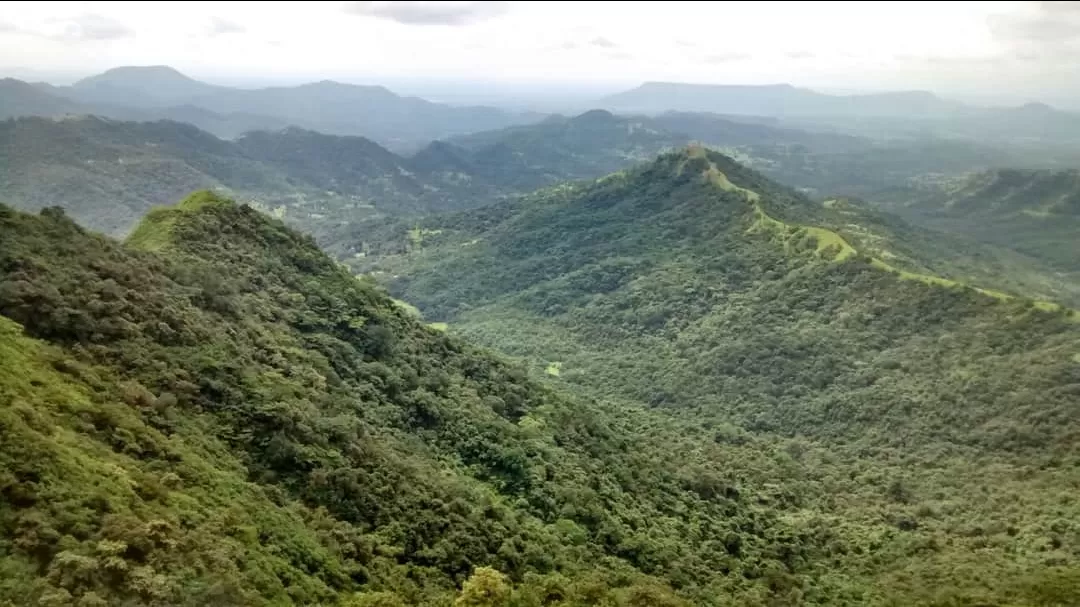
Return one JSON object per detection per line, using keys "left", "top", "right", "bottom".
{"left": 353, "top": 149, "right": 1080, "bottom": 605}
{"left": 0, "top": 192, "right": 853, "bottom": 605}
{"left": 0, "top": 116, "right": 520, "bottom": 238}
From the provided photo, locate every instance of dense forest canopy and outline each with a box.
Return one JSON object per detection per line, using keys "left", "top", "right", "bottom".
{"left": 2, "top": 69, "right": 1080, "bottom": 606}
{"left": 1, "top": 191, "right": 910, "bottom": 606}
{"left": 350, "top": 148, "right": 1080, "bottom": 605}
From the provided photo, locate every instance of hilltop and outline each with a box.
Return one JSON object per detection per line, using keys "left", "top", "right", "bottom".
{"left": 351, "top": 148, "right": 1080, "bottom": 603}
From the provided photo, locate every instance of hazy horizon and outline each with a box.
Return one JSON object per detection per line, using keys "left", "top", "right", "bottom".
{"left": 5, "top": 1, "right": 1080, "bottom": 109}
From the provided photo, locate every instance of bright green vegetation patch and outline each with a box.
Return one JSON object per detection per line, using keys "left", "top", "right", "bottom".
{"left": 730, "top": 166, "right": 1069, "bottom": 311}
{"left": 544, "top": 361, "right": 562, "bottom": 376}
{"left": 126, "top": 190, "right": 233, "bottom": 251}
{"left": 427, "top": 321, "right": 448, "bottom": 332}
{"left": 391, "top": 297, "right": 423, "bottom": 318}
{"left": 124, "top": 206, "right": 180, "bottom": 251}
{"left": 804, "top": 226, "right": 856, "bottom": 260}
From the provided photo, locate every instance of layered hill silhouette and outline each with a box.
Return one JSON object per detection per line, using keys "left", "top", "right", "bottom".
{"left": 882, "top": 168, "right": 1080, "bottom": 273}
{"left": 601, "top": 82, "right": 966, "bottom": 118}
{"left": 602, "top": 82, "right": 1080, "bottom": 146}
{"left": 352, "top": 148, "right": 1080, "bottom": 603}
{"left": 0, "top": 116, "right": 525, "bottom": 236}
{"left": 0, "top": 111, "right": 894, "bottom": 238}
{"left": 2, "top": 66, "right": 539, "bottom": 149}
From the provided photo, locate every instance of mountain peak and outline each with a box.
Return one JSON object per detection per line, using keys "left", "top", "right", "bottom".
{"left": 75, "top": 65, "right": 199, "bottom": 87}
{"left": 569, "top": 108, "right": 617, "bottom": 123}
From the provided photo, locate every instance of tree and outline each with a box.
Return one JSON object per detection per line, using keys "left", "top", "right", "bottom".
{"left": 455, "top": 567, "right": 511, "bottom": 607}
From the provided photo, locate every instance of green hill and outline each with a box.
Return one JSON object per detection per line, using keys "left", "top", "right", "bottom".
{"left": 350, "top": 148, "right": 1080, "bottom": 604}
{"left": 0, "top": 116, "right": 519, "bottom": 238}
{"left": 879, "top": 168, "right": 1080, "bottom": 274}
{"left": 1, "top": 192, "right": 913, "bottom": 606}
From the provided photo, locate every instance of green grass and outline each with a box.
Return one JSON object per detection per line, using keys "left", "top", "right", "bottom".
{"left": 545, "top": 361, "right": 562, "bottom": 377}
{"left": 125, "top": 206, "right": 180, "bottom": 251}
{"left": 428, "top": 322, "right": 448, "bottom": 332}
{"left": 392, "top": 298, "right": 423, "bottom": 319}
{"left": 697, "top": 159, "right": 1074, "bottom": 315}
{"left": 127, "top": 191, "right": 233, "bottom": 251}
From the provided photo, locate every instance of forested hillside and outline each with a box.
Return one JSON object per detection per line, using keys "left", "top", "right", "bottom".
{"left": 0, "top": 192, "right": 911, "bottom": 606}
{"left": 879, "top": 168, "right": 1080, "bottom": 275}
{"left": 350, "top": 148, "right": 1080, "bottom": 605}
{"left": 7, "top": 108, "right": 1078, "bottom": 249}
{"left": 0, "top": 116, "right": 519, "bottom": 237}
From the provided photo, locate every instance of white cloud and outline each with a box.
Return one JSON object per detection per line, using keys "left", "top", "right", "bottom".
{"left": 52, "top": 13, "right": 134, "bottom": 41}
{"left": 344, "top": 1, "right": 509, "bottom": 25}
{"left": 208, "top": 16, "right": 245, "bottom": 36}
{"left": 0, "top": 0, "right": 1075, "bottom": 104}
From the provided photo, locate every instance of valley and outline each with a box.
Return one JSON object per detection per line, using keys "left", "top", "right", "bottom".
{"left": 2, "top": 25, "right": 1080, "bottom": 604}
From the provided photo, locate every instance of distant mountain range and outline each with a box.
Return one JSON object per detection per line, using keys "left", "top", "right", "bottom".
{"left": 602, "top": 82, "right": 967, "bottom": 118}
{"left": 601, "top": 82, "right": 1080, "bottom": 145}
{"left": 7, "top": 107, "right": 1078, "bottom": 241}
{"left": 1, "top": 66, "right": 541, "bottom": 150}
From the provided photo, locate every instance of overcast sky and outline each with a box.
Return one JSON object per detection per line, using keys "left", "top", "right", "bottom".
{"left": 2, "top": 1, "right": 1080, "bottom": 105}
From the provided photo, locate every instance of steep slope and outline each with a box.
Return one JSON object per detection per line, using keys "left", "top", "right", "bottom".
{"left": 4, "top": 193, "right": 885, "bottom": 606}
{"left": 880, "top": 168, "right": 1080, "bottom": 274}
{"left": 351, "top": 148, "right": 1080, "bottom": 604}
{"left": 0, "top": 115, "right": 278, "bottom": 235}
{"left": 811, "top": 197, "right": 1080, "bottom": 307}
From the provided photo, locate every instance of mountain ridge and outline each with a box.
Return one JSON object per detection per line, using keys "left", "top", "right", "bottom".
{"left": 601, "top": 81, "right": 968, "bottom": 117}
{"left": 4, "top": 66, "right": 541, "bottom": 149}
{"left": 878, "top": 167, "right": 1080, "bottom": 279}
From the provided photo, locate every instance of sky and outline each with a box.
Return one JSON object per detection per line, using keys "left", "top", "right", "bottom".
{"left": 2, "top": 1, "right": 1080, "bottom": 106}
